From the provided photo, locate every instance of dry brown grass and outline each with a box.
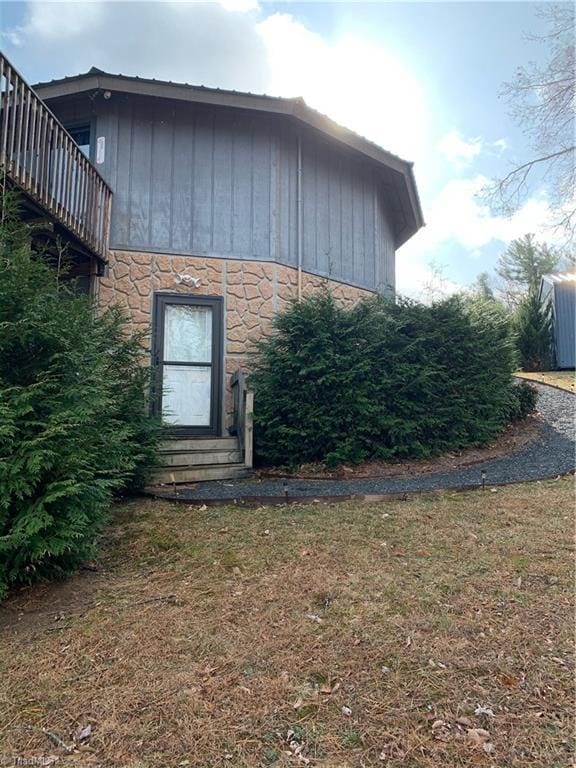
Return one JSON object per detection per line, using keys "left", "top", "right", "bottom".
{"left": 0, "top": 478, "right": 574, "bottom": 768}
{"left": 515, "top": 370, "right": 575, "bottom": 393}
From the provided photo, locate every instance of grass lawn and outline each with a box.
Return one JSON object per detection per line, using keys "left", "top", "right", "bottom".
{"left": 0, "top": 479, "right": 574, "bottom": 767}
{"left": 515, "top": 370, "right": 575, "bottom": 393}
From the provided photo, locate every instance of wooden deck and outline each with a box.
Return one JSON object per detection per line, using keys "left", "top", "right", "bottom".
{"left": 0, "top": 53, "right": 112, "bottom": 259}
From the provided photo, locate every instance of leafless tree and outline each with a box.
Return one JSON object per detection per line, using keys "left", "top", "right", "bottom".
{"left": 485, "top": 4, "right": 575, "bottom": 242}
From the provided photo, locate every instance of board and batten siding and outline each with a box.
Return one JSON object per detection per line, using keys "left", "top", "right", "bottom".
{"left": 552, "top": 283, "right": 575, "bottom": 369}
{"left": 66, "top": 95, "right": 396, "bottom": 293}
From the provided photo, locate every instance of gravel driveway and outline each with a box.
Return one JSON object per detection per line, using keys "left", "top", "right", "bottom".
{"left": 154, "top": 382, "right": 575, "bottom": 502}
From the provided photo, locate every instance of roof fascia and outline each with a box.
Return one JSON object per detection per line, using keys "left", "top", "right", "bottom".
{"left": 34, "top": 73, "right": 298, "bottom": 115}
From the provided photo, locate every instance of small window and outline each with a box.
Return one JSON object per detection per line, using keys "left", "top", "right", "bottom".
{"left": 67, "top": 124, "right": 91, "bottom": 158}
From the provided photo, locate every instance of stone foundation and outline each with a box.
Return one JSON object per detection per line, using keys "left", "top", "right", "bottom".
{"left": 96, "top": 250, "right": 376, "bottom": 430}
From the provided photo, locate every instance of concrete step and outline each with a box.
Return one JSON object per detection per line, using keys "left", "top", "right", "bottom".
{"left": 151, "top": 463, "right": 251, "bottom": 485}
{"left": 159, "top": 437, "right": 238, "bottom": 453}
{"left": 159, "top": 449, "right": 243, "bottom": 467}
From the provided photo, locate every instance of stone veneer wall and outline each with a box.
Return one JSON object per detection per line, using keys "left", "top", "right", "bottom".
{"left": 96, "top": 250, "right": 377, "bottom": 431}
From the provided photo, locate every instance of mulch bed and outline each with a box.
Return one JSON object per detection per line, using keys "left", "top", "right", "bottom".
{"left": 256, "top": 415, "right": 544, "bottom": 481}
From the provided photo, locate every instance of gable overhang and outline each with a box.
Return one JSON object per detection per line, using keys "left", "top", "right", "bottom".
{"left": 34, "top": 70, "right": 425, "bottom": 247}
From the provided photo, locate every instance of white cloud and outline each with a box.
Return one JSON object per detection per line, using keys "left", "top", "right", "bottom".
{"left": 422, "top": 175, "right": 557, "bottom": 250}
{"left": 492, "top": 138, "right": 508, "bottom": 153}
{"left": 8, "top": 1, "right": 270, "bottom": 92}
{"left": 257, "top": 12, "right": 430, "bottom": 165}
{"left": 437, "top": 130, "right": 482, "bottom": 165}
{"left": 23, "top": 0, "right": 104, "bottom": 41}
{"left": 396, "top": 257, "right": 467, "bottom": 301}
{"left": 436, "top": 131, "right": 509, "bottom": 170}
{"left": 397, "top": 174, "right": 561, "bottom": 296}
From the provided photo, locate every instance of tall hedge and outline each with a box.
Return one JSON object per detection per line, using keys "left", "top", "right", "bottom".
{"left": 0, "top": 203, "right": 160, "bottom": 598}
{"left": 251, "top": 291, "right": 532, "bottom": 467}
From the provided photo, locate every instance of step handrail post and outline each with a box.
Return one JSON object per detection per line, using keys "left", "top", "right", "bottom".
{"left": 244, "top": 389, "right": 254, "bottom": 469}
{"left": 231, "top": 368, "right": 254, "bottom": 468}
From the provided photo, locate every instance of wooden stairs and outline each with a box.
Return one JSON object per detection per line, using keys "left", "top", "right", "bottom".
{"left": 151, "top": 436, "right": 252, "bottom": 484}
{"left": 150, "top": 369, "right": 254, "bottom": 486}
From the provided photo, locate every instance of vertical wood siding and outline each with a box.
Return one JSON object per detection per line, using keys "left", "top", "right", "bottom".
{"left": 87, "top": 95, "right": 396, "bottom": 293}
{"left": 553, "top": 283, "right": 575, "bottom": 369}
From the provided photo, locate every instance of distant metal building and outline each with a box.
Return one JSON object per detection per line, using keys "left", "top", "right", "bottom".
{"left": 539, "top": 273, "right": 576, "bottom": 369}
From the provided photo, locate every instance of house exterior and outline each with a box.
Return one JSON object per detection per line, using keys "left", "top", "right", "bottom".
{"left": 1, "top": 55, "right": 423, "bottom": 481}
{"left": 539, "top": 273, "right": 576, "bottom": 370}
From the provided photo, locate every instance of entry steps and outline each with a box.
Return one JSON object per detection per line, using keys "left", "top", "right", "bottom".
{"left": 151, "top": 436, "right": 251, "bottom": 484}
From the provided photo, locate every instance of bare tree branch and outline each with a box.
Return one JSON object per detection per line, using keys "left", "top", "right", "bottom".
{"left": 482, "top": 4, "right": 575, "bottom": 244}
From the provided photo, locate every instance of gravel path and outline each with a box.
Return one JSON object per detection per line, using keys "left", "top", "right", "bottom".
{"left": 154, "top": 382, "right": 575, "bottom": 502}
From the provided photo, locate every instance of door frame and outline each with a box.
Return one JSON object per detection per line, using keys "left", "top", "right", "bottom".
{"left": 151, "top": 292, "right": 223, "bottom": 437}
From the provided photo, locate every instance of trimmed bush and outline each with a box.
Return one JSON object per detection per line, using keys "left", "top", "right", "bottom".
{"left": 508, "top": 380, "right": 539, "bottom": 421}
{"left": 0, "top": 204, "right": 160, "bottom": 598}
{"left": 251, "top": 291, "right": 532, "bottom": 467}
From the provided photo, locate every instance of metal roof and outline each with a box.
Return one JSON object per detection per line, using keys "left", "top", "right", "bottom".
{"left": 33, "top": 67, "right": 425, "bottom": 246}
{"left": 541, "top": 271, "right": 576, "bottom": 285}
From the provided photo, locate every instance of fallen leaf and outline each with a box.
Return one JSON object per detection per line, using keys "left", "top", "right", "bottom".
{"left": 431, "top": 719, "right": 451, "bottom": 742}
{"left": 466, "top": 728, "right": 491, "bottom": 749}
{"left": 498, "top": 673, "right": 519, "bottom": 688}
{"left": 456, "top": 716, "right": 472, "bottom": 728}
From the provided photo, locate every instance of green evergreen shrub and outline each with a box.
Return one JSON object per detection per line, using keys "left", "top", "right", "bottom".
{"left": 0, "top": 201, "right": 160, "bottom": 598}
{"left": 514, "top": 291, "right": 553, "bottom": 371}
{"left": 251, "top": 291, "right": 532, "bottom": 468}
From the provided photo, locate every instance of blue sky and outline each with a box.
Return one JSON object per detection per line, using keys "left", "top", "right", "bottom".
{"left": 0, "top": 0, "right": 565, "bottom": 296}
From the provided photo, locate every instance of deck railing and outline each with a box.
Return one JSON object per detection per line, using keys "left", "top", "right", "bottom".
{"left": 231, "top": 369, "right": 254, "bottom": 468}
{"left": 0, "top": 53, "right": 112, "bottom": 258}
